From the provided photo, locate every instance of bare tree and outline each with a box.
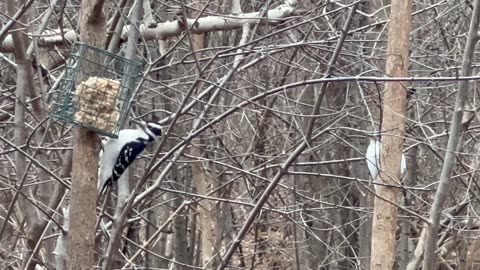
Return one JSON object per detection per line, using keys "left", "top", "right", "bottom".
{"left": 5, "top": 0, "right": 480, "bottom": 269}
{"left": 369, "top": 0, "right": 413, "bottom": 269}
{"left": 68, "top": 0, "right": 107, "bottom": 268}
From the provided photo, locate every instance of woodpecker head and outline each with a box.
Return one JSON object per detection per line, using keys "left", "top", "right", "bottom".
{"left": 135, "top": 120, "right": 162, "bottom": 141}
{"left": 146, "top": 122, "right": 163, "bottom": 137}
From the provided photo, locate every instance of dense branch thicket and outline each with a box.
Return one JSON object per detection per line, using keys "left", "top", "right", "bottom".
{"left": 1, "top": 0, "right": 479, "bottom": 269}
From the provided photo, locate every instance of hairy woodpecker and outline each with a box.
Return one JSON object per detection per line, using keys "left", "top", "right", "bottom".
{"left": 98, "top": 121, "right": 162, "bottom": 194}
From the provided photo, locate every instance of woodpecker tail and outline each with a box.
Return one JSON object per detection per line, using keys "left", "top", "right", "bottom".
{"left": 98, "top": 177, "right": 113, "bottom": 196}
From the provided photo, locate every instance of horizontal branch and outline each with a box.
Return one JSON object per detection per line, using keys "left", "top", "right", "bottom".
{"left": 0, "top": 3, "right": 297, "bottom": 53}
{"left": 217, "top": 74, "right": 480, "bottom": 83}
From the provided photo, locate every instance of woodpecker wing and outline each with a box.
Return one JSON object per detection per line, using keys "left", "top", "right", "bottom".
{"left": 110, "top": 139, "right": 148, "bottom": 183}
{"left": 98, "top": 138, "right": 122, "bottom": 189}
{"left": 98, "top": 129, "right": 150, "bottom": 190}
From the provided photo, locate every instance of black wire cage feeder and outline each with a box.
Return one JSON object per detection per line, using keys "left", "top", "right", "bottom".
{"left": 50, "top": 43, "right": 143, "bottom": 138}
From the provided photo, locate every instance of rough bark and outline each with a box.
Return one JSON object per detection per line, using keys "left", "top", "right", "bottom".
{"left": 187, "top": 3, "right": 221, "bottom": 267}
{"left": 369, "top": 0, "right": 412, "bottom": 269}
{"left": 171, "top": 165, "right": 189, "bottom": 270}
{"left": 68, "top": 129, "right": 98, "bottom": 269}
{"left": 191, "top": 138, "right": 221, "bottom": 268}
{"left": 67, "top": 0, "right": 107, "bottom": 268}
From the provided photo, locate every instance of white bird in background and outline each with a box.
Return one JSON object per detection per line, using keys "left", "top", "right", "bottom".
{"left": 366, "top": 132, "right": 406, "bottom": 180}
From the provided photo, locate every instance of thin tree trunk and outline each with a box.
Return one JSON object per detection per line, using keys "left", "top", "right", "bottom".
{"left": 369, "top": 0, "right": 412, "bottom": 269}
{"left": 146, "top": 19, "right": 172, "bottom": 269}
{"left": 5, "top": 0, "right": 41, "bottom": 268}
{"left": 146, "top": 26, "right": 174, "bottom": 268}
{"left": 422, "top": 0, "right": 480, "bottom": 268}
{"left": 186, "top": 2, "right": 222, "bottom": 268}
{"left": 171, "top": 164, "right": 189, "bottom": 270}
{"left": 69, "top": 127, "right": 98, "bottom": 270}
{"left": 68, "top": 0, "right": 107, "bottom": 268}
{"left": 7, "top": 0, "right": 27, "bottom": 228}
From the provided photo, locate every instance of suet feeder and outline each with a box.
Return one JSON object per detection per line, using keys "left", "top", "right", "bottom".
{"left": 50, "top": 43, "right": 143, "bottom": 138}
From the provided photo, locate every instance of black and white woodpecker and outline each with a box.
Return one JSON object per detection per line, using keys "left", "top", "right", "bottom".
{"left": 98, "top": 120, "right": 162, "bottom": 194}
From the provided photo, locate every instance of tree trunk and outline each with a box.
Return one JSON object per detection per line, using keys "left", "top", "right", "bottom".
{"left": 69, "top": 128, "right": 99, "bottom": 269}
{"left": 5, "top": 0, "right": 43, "bottom": 268}
{"left": 187, "top": 3, "right": 221, "bottom": 268}
{"left": 68, "top": 0, "right": 107, "bottom": 269}
{"left": 370, "top": 0, "right": 412, "bottom": 269}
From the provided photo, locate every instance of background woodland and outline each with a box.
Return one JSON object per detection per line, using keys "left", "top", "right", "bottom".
{"left": 1, "top": 0, "right": 479, "bottom": 269}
